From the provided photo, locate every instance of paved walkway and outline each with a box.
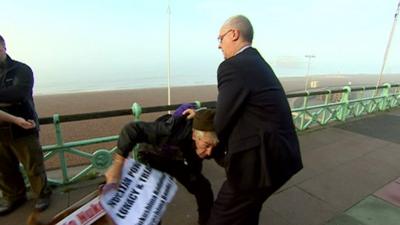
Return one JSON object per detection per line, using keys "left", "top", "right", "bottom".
{"left": 1, "top": 108, "right": 400, "bottom": 225}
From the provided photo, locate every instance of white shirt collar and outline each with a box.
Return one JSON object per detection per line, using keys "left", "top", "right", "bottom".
{"left": 235, "top": 45, "right": 251, "bottom": 55}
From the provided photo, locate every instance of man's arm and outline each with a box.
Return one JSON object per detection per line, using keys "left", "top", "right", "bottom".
{"left": 214, "top": 62, "right": 249, "bottom": 140}
{"left": 105, "top": 121, "right": 169, "bottom": 184}
{"left": 104, "top": 154, "right": 125, "bottom": 184}
{"left": 116, "top": 121, "right": 169, "bottom": 157}
{"left": 0, "top": 110, "right": 36, "bottom": 129}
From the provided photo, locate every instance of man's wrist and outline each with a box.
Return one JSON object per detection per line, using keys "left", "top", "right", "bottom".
{"left": 114, "top": 154, "right": 125, "bottom": 160}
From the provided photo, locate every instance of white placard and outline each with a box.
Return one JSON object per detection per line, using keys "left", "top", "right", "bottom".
{"left": 100, "top": 158, "right": 177, "bottom": 225}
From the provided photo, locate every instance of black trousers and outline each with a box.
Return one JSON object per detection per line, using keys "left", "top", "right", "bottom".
{"left": 139, "top": 153, "right": 214, "bottom": 224}
{"left": 207, "top": 180, "right": 277, "bottom": 225}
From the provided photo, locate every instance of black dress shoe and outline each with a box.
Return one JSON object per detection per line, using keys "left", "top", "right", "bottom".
{"left": 0, "top": 197, "right": 27, "bottom": 216}
{"left": 34, "top": 194, "right": 51, "bottom": 212}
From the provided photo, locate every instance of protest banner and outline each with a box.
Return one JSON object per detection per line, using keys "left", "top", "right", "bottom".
{"left": 56, "top": 196, "right": 105, "bottom": 225}
{"left": 100, "top": 158, "right": 177, "bottom": 225}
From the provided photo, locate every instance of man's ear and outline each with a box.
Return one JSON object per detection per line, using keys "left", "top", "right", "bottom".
{"left": 232, "top": 29, "right": 241, "bottom": 41}
{"left": 192, "top": 130, "right": 196, "bottom": 140}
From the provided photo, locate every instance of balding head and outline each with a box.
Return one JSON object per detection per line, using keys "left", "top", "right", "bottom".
{"left": 0, "top": 34, "right": 5, "bottom": 48}
{"left": 223, "top": 15, "right": 253, "bottom": 43}
{"left": 0, "top": 34, "right": 6, "bottom": 63}
{"left": 218, "top": 15, "right": 254, "bottom": 59}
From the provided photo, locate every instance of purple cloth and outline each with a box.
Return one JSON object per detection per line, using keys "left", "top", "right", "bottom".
{"left": 173, "top": 103, "right": 196, "bottom": 117}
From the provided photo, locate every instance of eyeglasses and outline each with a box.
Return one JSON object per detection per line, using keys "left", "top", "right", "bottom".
{"left": 218, "top": 29, "right": 233, "bottom": 43}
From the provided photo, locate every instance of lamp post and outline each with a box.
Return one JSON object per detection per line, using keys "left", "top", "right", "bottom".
{"left": 376, "top": 0, "right": 399, "bottom": 88}
{"left": 166, "top": 1, "right": 171, "bottom": 112}
{"left": 304, "top": 54, "right": 315, "bottom": 91}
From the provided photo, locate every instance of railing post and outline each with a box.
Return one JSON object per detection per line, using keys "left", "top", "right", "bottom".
{"left": 356, "top": 87, "right": 366, "bottom": 116}
{"left": 321, "top": 90, "right": 331, "bottom": 125}
{"left": 131, "top": 102, "right": 142, "bottom": 121}
{"left": 53, "top": 114, "right": 69, "bottom": 184}
{"left": 379, "top": 83, "right": 391, "bottom": 111}
{"left": 131, "top": 103, "right": 142, "bottom": 160}
{"left": 194, "top": 100, "right": 201, "bottom": 109}
{"left": 299, "top": 91, "right": 309, "bottom": 130}
{"left": 396, "top": 86, "right": 400, "bottom": 107}
{"left": 368, "top": 87, "right": 376, "bottom": 113}
{"left": 338, "top": 86, "right": 351, "bottom": 121}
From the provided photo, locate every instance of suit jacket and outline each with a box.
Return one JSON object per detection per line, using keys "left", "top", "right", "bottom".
{"left": 214, "top": 47, "right": 303, "bottom": 191}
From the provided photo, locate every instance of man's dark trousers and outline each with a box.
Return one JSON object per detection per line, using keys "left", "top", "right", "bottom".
{"left": 207, "top": 180, "right": 278, "bottom": 225}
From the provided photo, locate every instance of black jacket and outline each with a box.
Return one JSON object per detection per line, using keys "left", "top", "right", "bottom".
{"left": 0, "top": 55, "right": 39, "bottom": 138}
{"left": 116, "top": 115, "right": 204, "bottom": 173}
{"left": 214, "top": 47, "right": 303, "bottom": 191}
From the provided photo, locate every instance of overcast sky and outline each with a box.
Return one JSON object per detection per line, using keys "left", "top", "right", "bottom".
{"left": 1, "top": 0, "right": 399, "bottom": 93}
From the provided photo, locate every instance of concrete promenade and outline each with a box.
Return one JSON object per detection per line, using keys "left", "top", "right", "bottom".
{"left": 1, "top": 108, "right": 400, "bottom": 225}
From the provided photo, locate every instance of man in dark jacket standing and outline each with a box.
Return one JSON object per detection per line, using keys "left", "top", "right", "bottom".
{"left": 0, "top": 34, "right": 51, "bottom": 215}
{"left": 105, "top": 108, "right": 219, "bottom": 225}
{"left": 208, "top": 15, "right": 303, "bottom": 225}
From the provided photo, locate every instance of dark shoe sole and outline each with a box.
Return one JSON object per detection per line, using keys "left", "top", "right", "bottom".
{"left": 34, "top": 197, "right": 51, "bottom": 212}
{"left": 34, "top": 201, "right": 50, "bottom": 212}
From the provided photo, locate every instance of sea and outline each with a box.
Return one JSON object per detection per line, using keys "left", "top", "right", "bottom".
{"left": 33, "top": 72, "right": 400, "bottom": 96}
{"left": 34, "top": 73, "right": 218, "bottom": 96}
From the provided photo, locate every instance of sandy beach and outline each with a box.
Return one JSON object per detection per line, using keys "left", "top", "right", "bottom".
{"left": 35, "top": 85, "right": 218, "bottom": 168}
{"left": 34, "top": 74, "right": 400, "bottom": 168}
{"left": 35, "top": 85, "right": 218, "bottom": 142}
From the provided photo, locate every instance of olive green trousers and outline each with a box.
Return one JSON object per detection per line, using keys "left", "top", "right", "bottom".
{"left": 0, "top": 131, "right": 50, "bottom": 202}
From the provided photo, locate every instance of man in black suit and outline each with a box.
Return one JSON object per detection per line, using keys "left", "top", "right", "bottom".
{"left": 208, "top": 15, "right": 303, "bottom": 225}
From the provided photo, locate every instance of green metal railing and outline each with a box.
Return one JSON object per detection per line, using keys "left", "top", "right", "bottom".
{"left": 289, "top": 83, "right": 400, "bottom": 130}
{"left": 38, "top": 84, "right": 400, "bottom": 185}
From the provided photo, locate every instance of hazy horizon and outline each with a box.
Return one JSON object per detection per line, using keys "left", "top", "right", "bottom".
{"left": 33, "top": 73, "right": 400, "bottom": 96}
